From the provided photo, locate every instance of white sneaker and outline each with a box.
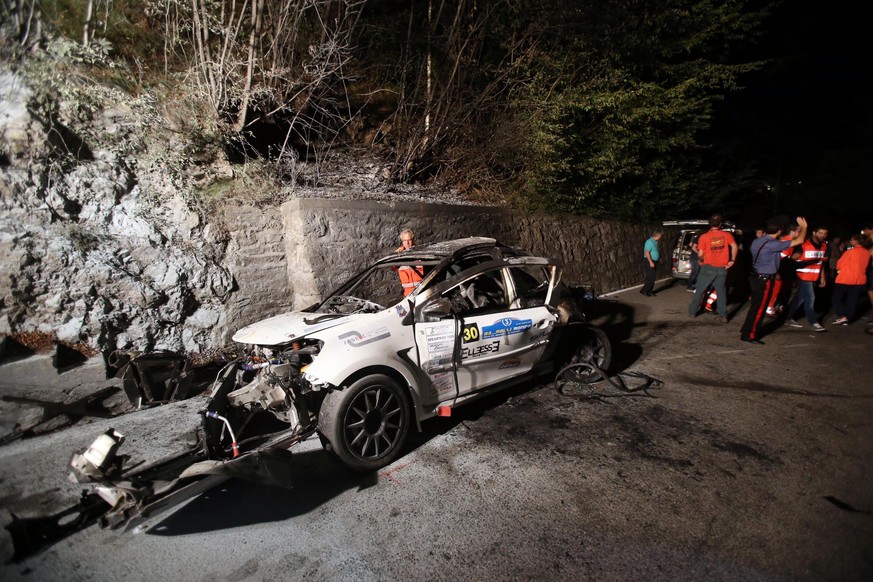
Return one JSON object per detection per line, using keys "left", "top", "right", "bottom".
{"left": 809, "top": 323, "right": 826, "bottom": 332}
{"left": 832, "top": 317, "right": 848, "bottom": 325}
{"left": 785, "top": 319, "right": 802, "bottom": 328}
{"left": 765, "top": 307, "right": 776, "bottom": 317}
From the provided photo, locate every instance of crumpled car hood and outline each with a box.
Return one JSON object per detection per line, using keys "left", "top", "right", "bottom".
{"left": 232, "top": 311, "right": 360, "bottom": 345}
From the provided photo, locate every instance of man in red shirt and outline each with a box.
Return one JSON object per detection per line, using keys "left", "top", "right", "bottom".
{"left": 688, "top": 214, "right": 738, "bottom": 322}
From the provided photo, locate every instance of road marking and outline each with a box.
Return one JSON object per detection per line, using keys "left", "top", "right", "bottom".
{"left": 647, "top": 343, "right": 817, "bottom": 361}
{"left": 379, "top": 462, "right": 410, "bottom": 487}
{"left": 601, "top": 277, "right": 673, "bottom": 297}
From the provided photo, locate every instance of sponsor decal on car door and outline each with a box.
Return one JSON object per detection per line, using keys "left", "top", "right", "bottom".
{"left": 453, "top": 306, "right": 556, "bottom": 395}
{"left": 414, "top": 320, "right": 460, "bottom": 405}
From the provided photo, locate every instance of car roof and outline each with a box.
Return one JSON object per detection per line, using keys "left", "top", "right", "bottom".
{"left": 375, "top": 237, "right": 505, "bottom": 265}
{"left": 407, "top": 236, "right": 498, "bottom": 256}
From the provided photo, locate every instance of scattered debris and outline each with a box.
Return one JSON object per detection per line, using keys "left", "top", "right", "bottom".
{"left": 109, "top": 350, "right": 194, "bottom": 406}
{"left": 0, "top": 332, "right": 98, "bottom": 368}
{"left": 7, "top": 332, "right": 56, "bottom": 354}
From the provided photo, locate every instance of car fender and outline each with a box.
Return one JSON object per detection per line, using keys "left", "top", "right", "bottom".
{"left": 305, "top": 309, "right": 423, "bottom": 396}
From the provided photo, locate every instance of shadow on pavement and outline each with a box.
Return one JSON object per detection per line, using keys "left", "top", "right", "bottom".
{"left": 0, "top": 337, "right": 35, "bottom": 365}
{"left": 674, "top": 375, "right": 873, "bottom": 399}
{"left": 146, "top": 449, "right": 378, "bottom": 535}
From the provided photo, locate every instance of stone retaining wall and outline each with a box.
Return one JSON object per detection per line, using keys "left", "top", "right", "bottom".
{"left": 223, "top": 198, "right": 674, "bottom": 335}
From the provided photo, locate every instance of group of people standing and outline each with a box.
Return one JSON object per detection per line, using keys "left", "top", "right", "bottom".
{"left": 642, "top": 215, "right": 873, "bottom": 344}
{"left": 742, "top": 217, "right": 873, "bottom": 342}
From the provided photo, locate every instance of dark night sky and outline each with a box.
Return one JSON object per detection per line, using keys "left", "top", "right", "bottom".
{"left": 714, "top": 0, "right": 872, "bottom": 234}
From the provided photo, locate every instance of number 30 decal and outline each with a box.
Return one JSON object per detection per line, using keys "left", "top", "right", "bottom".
{"left": 462, "top": 323, "right": 480, "bottom": 343}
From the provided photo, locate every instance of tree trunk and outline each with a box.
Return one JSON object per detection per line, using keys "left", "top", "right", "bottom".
{"left": 83, "top": 0, "right": 93, "bottom": 46}
{"left": 233, "top": 0, "right": 265, "bottom": 132}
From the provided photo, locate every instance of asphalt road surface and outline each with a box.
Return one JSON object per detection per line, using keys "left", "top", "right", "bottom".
{"left": 1, "top": 281, "right": 871, "bottom": 581}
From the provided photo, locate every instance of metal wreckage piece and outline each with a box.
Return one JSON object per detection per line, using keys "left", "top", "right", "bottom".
{"left": 109, "top": 350, "right": 194, "bottom": 405}
{"left": 7, "top": 344, "right": 325, "bottom": 561}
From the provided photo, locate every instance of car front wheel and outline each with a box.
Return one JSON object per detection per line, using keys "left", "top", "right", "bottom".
{"left": 318, "top": 374, "right": 411, "bottom": 472}
{"left": 567, "top": 326, "right": 612, "bottom": 384}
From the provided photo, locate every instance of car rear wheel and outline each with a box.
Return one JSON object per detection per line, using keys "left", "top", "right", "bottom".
{"left": 318, "top": 374, "right": 410, "bottom": 472}
{"left": 566, "top": 326, "right": 612, "bottom": 384}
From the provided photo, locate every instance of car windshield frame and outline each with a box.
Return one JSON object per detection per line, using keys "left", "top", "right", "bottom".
{"left": 311, "top": 241, "right": 559, "bottom": 314}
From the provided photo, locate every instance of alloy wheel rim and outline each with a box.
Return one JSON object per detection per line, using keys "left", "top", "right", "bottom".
{"left": 343, "top": 386, "right": 403, "bottom": 459}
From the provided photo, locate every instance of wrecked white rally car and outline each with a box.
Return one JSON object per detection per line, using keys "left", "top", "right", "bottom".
{"left": 56, "top": 238, "right": 610, "bottom": 533}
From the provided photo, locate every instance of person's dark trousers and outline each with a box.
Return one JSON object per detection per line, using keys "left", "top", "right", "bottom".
{"left": 687, "top": 257, "right": 699, "bottom": 289}
{"left": 642, "top": 259, "right": 657, "bottom": 294}
{"left": 689, "top": 265, "right": 727, "bottom": 316}
{"left": 741, "top": 275, "right": 778, "bottom": 340}
{"left": 832, "top": 283, "right": 864, "bottom": 321}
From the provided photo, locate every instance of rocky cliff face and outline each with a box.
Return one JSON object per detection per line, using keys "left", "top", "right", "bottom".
{"left": 1, "top": 67, "right": 234, "bottom": 353}
{"left": 1, "top": 65, "right": 670, "bottom": 357}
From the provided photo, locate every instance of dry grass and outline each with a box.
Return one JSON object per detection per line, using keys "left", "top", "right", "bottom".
{"left": 7, "top": 331, "right": 98, "bottom": 357}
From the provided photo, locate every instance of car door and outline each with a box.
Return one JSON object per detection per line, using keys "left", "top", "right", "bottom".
{"left": 413, "top": 259, "right": 560, "bottom": 403}
{"left": 412, "top": 314, "right": 460, "bottom": 406}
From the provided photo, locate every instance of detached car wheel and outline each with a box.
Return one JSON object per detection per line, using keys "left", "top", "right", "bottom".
{"left": 567, "top": 326, "right": 612, "bottom": 384}
{"left": 318, "top": 374, "right": 411, "bottom": 472}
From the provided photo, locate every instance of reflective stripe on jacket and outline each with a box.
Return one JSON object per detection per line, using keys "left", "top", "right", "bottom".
{"left": 796, "top": 240, "right": 827, "bottom": 281}
{"left": 398, "top": 265, "right": 424, "bottom": 296}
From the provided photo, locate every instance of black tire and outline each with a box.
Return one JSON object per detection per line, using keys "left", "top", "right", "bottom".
{"left": 318, "top": 374, "right": 411, "bottom": 472}
{"left": 566, "top": 326, "right": 612, "bottom": 384}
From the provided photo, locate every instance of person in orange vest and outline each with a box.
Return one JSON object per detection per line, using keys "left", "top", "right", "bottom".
{"left": 831, "top": 233, "right": 872, "bottom": 325}
{"left": 395, "top": 228, "right": 424, "bottom": 297}
{"left": 784, "top": 226, "right": 829, "bottom": 331}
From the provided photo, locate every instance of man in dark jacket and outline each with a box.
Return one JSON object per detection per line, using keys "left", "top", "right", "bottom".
{"left": 740, "top": 217, "right": 808, "bottom": 344}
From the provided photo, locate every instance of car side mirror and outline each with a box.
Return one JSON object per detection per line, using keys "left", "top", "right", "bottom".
{"left": 421, "top": 298, "right": 453, "bottom": 322}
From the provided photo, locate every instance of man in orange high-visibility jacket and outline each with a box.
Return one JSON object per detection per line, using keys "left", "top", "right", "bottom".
{"left": 831, "top": 234, "right": 872, "bottom": 325}
{"left": 395, "top": 228, "right": 424, "bottom": 297}
{"left": 784, "top": 226, "right": 829, "bottom": 331}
